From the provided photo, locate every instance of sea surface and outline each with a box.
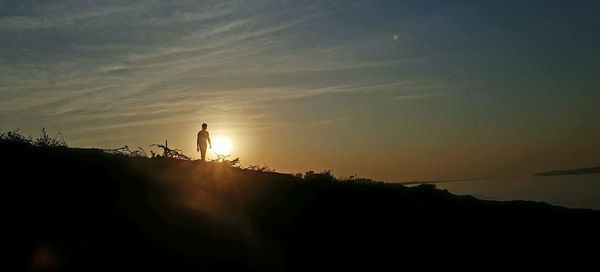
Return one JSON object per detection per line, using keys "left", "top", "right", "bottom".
{"left": 435, "top": 173, "right": 600, "bottom": 211}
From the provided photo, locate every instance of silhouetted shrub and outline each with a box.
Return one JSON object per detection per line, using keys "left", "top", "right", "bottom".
{"left": 1, "top": 128, "right": 66, "bottom": 147}
{"left": 348, "top": 178, "right": 378, "bottom": 185}
{"left": 244, "top": 163, "right": 274, "bottom": 172}
{"left": 0, "top": 129, "right": 32, "bottom": 145}
{"left": 337, "top": 175, "right": 380, "bottom": 184}
{"left": 104, "top": 145, "right": 148, "bottom": 158}
{"left": 150, "top": 140, "right": 191, "bottom": 160}
{"left": 211, "top": 154, "right": 241, "bottom": 167}
{"left": 33, "top": 128, "right": 67, "bottom": 147}
{"left": 211, "top": 153, "right": 241, "bottom": 167}
{"left": 304, "top": 170, "right": 335, "bottom": 182}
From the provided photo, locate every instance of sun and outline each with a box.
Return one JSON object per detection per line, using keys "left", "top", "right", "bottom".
{"left": 211, "top": 135, "right": 233, "bottom": 155}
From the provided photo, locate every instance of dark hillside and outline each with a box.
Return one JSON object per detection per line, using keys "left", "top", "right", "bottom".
{"left": 3, "top": 140, "right": 600, "bottom": 271}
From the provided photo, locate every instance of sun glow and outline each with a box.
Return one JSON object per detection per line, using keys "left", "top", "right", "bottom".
{"left": 211, "top": 136, "right": 233, "bottom": 155}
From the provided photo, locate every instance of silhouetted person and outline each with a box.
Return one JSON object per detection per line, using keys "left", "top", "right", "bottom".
{"left": 197, "top": 123, "right": 212, "bottom": 161}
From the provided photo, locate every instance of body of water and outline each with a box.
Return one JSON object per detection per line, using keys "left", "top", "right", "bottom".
{"left": 435, "top": 173, "right": 600, "bottom": 211}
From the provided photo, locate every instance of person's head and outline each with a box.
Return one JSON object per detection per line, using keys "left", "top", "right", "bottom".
{"left": 202, "top": 123, "right": 208, "bottom": 130}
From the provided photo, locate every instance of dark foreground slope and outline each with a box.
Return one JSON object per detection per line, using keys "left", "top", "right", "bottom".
{"left": 3, "top": 142, "right": 600, "bottom": 271}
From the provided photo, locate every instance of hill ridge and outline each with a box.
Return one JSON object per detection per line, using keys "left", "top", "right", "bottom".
{"left": 3, "top": 140, "right": 600, "bottom": 270}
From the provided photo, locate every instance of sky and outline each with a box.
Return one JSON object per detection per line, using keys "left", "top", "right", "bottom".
{"left": 1, "top": 0, "right": 599, "bottom": 181}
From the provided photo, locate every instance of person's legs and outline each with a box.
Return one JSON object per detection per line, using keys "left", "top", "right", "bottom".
{"left": 200, "top": 143, "right": 207, "bottom": 161}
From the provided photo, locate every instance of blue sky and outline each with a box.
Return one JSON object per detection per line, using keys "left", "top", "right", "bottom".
{"left": 1, "top": 0, "right": 599, "bottom": 181}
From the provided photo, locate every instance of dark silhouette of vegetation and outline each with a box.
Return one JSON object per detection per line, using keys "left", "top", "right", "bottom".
{"left": 535, "top": 166, "right": 600, "bottom": 176}
{"left": 2, "top": 130, "right": 599, "bottom": 270}
{"left": 34, "top": 128, "right": 67, "bottom": 147}
{"left": 104, "top": 145, "right": 148, "bottom": 158}
{"left": 150, "top": 140, "right": 191, "bottom": 160}
{"left": 0, "top": 129, "right": 31, "bottom": 144}
{"left": 303, "top": 170, "right": 335, "bottom": 182}
{"left": 1, "top": 128, "right": 66, "bottom": 147}
{"left": 212, "top": 153, "right": 241, "bottom": 166}
{"left": 244, "top": 163, "right": 275, "bottom": 172}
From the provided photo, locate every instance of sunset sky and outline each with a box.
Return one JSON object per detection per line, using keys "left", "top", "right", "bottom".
{"left": 1, "top": 0, "right": 599, "bottom": 181}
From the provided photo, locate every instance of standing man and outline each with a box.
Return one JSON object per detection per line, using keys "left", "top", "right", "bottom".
{"left": 197, "top": 123, "right": 212, "bottom": 161}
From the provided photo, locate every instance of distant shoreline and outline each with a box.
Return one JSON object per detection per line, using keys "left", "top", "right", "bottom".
{"left": 535, "top": 166, "right": 600, "bottom": 177}
{"left": 398, "top": 166, "right": 600, "bottom": 185}
{"left": 397, "top": 175, "right": 528, "bottom": 186}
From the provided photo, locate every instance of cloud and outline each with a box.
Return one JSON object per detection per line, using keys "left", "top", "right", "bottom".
{"left": 0, "top": 4, "right": 140, "bottom": 31}
{"left": 0, "top": 0, "right": 475, "bottom": 146}
{"left": 308, "top": 117, "right": 350, "bottom": 127}
{"left": 393, "top": 93, "right": 447, "bottom": 100}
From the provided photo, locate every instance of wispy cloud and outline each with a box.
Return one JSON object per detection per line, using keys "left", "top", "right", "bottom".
{"left": 308, "top": 117, "right": 350, "bottom": 127}
{"left": 1, "top": 0, "right": 428, "bottom": 132}
{"left": 0, "top": 1, "right": 502, "bottom": 145}
{"left": 0, "top": 4, "right": 141, "bottom": 31}
{"left": 393, "top": 93, "right": 447, "bottom": 100}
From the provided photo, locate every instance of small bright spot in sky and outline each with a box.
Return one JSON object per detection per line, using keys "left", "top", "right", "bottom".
{"left": 212, "top": 136, "right": 233, "bottom": 155}
{"left": 393, "top": 35, "right": 398, "bottom": 40}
